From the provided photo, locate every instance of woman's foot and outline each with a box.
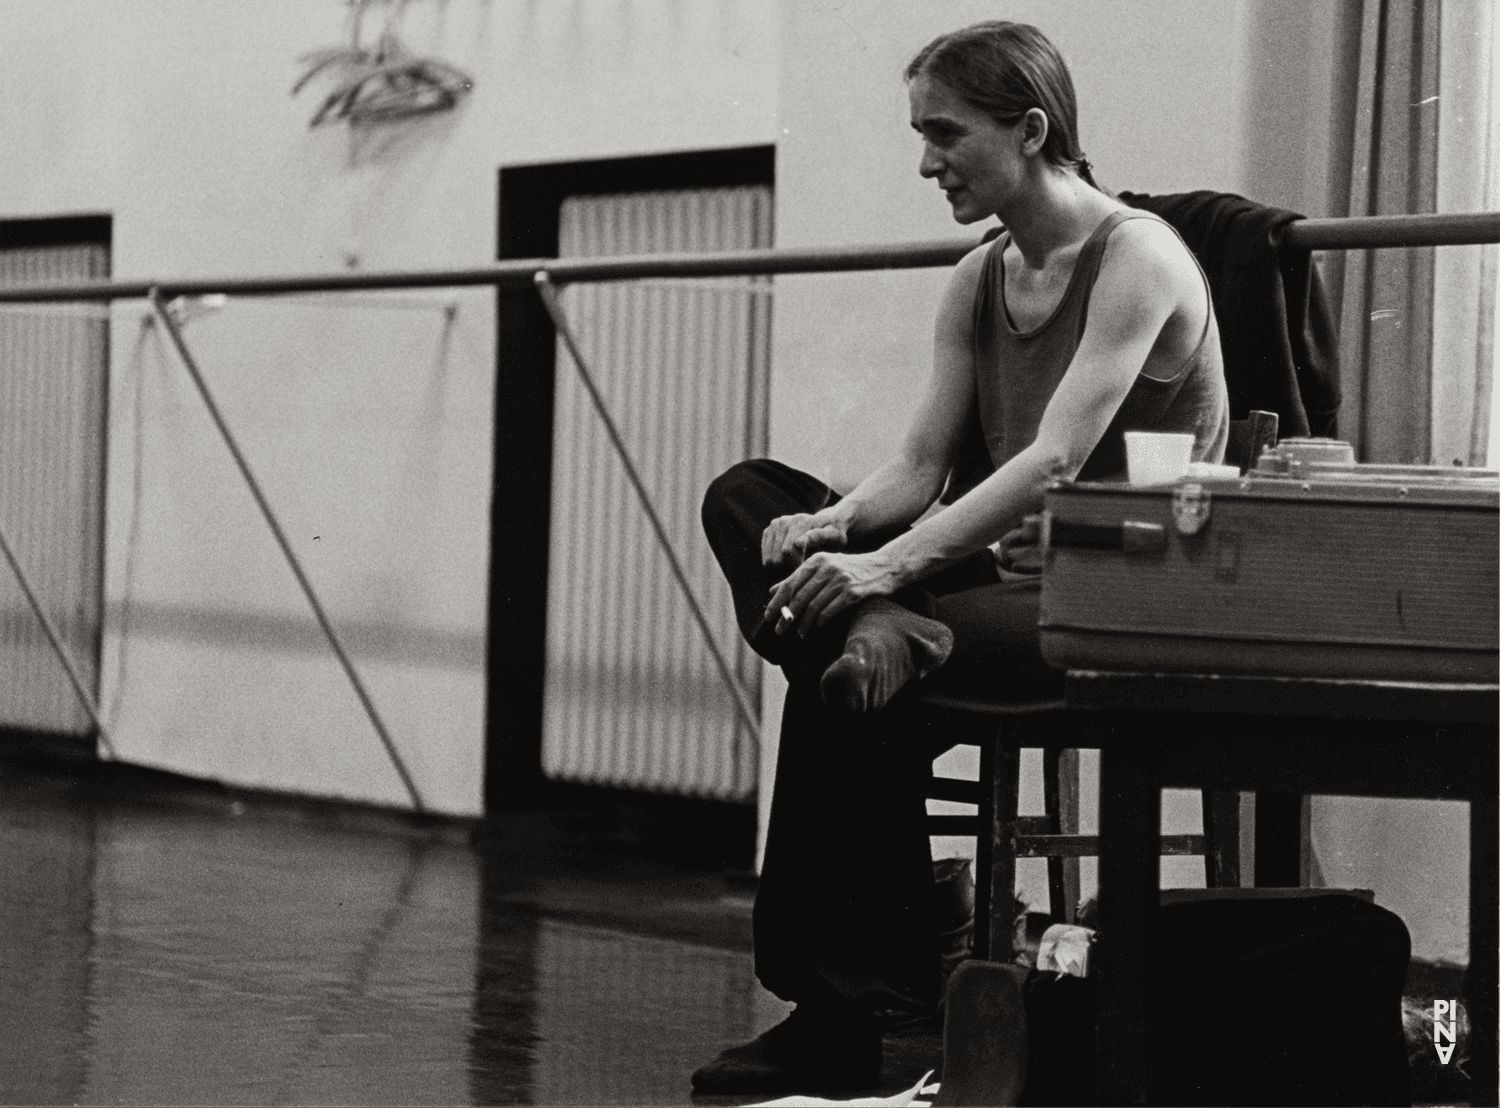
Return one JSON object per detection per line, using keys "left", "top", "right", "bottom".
{"left": 820, "top": 598, "right": 954, "bottom": 712}
{"left": 690, "top": 1004, "right": 882, "bottom": 1094}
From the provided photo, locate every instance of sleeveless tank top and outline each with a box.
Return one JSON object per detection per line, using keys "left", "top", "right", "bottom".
{"left": 943, "top": 209, "right": 1228, "bottom": 504}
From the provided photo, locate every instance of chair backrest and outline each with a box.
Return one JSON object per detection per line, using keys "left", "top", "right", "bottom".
{"left": 1225, "top": 409, "right": 1279, "bottom": 473}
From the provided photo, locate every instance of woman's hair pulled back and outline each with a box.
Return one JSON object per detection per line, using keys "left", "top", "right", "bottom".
{"left": 906, "top": 22, "right": 1099, "bottom": 189}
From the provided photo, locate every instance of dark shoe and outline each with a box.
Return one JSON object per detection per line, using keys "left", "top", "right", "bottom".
{"left": 820, "top": 598, "right": 954, "bottom": 713}
{"left": 690, "top": 1005, "right": 882, "bottom": 1094}
{"left": 934, "top": 961, "right": 1028, "bottom": 1107}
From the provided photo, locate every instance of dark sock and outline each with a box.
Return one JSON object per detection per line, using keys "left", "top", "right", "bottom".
{"left": 820, "top": 597, "right": 954, "bottom": 713}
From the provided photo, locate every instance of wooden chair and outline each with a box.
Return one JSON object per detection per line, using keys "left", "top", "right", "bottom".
{"left": 923, "top": 411, "right": 1280, "bottom": 959}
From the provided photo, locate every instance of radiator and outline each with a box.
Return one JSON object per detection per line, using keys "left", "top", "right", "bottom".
{"left": 541, "top": 187, "right": 772, "bottom": 800}
{"left": 0, "top": 243, "right": 108, "bottom": 734}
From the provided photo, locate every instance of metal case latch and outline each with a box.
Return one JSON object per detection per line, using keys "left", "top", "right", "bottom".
{"left": 1172, "top": 483, "right": 1211, "bottom": 535}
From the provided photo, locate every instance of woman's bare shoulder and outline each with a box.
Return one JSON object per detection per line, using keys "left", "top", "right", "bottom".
{"left": 931, "top": 238, "right": 995, "bottom": 345}
{"left": 1097, "top": 214, "right": 1200, "bottom": 296}
{"left": 939, "top": 236, "right": 995, "bottom": 312}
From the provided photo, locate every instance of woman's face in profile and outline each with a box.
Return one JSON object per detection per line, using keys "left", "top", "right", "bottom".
{"left": 908, "top": 73, "right": 1021, "bottom": 225}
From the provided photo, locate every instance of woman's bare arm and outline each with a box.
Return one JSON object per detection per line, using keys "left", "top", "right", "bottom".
{"left": 768, "top": 219, "right": 1195, "bottom": 631}
{"left": 880, "top": 221, "right": 1188, "bottom": 570}
{"left": 761, "top": 243, "right": 989, "bottom": 564}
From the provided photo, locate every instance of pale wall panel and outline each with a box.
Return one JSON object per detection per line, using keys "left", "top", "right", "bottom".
{"left": 0, "top": 0, "right": 779, "bottom": 813}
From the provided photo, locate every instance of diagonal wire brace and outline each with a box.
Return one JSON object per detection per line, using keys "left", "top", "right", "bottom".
{"left": 147, "top": 291, "right": 426, "bottom": 813}
{"left": 0, "top": 522, "right": 118, "bottom": 759}
{"left": 534, "top": 272, "right": 762, "bottom": 761}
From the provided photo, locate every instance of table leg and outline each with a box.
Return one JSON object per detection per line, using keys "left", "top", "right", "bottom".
{"left": 1202, "top": 787, "right": 1241, "bottom": 887}
{"left": 1253, "top": 790, "right": 1302, "bottom": 887}
{"left": 1470, "top": 788, "right": 1498, "bottom": 1107}
{"left": 1096, "top": 739, "right": 1161, "bottom": 1106}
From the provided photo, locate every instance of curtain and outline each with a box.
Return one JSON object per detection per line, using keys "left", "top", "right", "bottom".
{"left": 1339, "top": 0, "right": 1442, "bottom": 463}
{"left": 1431, "top": 0, "right": 1498, "bottom": 467}
{"left": 1339, "top": 0, "right": 1497, "bottom": 465}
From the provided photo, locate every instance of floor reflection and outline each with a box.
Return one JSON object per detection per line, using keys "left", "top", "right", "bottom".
{"left": 0, "top": 763, "right": 807, "bottom": 1106}
{"left": 0, "top": 771, "right": 93, "bottom": 1105}
{"left": 526, "top": 921, "right": 786, "bottom": 1106}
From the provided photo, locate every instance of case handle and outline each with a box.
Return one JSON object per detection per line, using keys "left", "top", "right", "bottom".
{"left": 1046, "top": 516, "right": 1167, "bottom": 553}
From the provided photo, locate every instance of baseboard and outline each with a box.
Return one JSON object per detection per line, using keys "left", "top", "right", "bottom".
{"left": 0, "top": 727, "right": 475, "bottom": 846}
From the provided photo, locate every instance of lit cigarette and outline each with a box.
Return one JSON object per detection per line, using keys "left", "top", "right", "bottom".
{"left": 780, "top": 605, "right": 796, "bottom": 624}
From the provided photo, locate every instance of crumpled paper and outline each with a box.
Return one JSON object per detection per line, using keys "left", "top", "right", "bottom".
{"left": 1036, "top": 923, "right": 1095, "bottom": 977}
{"left": 749, "top": 1070, "right": 938, "bottom": 1107}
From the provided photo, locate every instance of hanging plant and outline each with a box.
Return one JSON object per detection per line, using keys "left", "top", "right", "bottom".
{"left": 293, "top": 0, "right": 474, "bottom": 128}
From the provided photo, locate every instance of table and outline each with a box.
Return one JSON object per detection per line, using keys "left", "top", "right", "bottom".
{"left": 1065, "top": 671, "right": 1498, "bottom": 1106}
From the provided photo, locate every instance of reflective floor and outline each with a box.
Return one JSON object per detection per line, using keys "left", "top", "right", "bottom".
{"left": 0, "top": 758, "right": 941, "bottom": 1106}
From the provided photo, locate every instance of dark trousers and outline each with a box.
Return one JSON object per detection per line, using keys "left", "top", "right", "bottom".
{"left": 701, "top": 459, "right": 1063, "bottom": 1014}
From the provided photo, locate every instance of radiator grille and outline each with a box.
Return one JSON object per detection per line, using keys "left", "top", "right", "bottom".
{"left": 541, "top": 187, "right": 772, "bottom": 800}
{"left": 0, "top": 244, "right": 108, "bottom": 734}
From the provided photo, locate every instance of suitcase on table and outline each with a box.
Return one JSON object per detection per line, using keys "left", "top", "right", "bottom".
{"left": 1037, "top": 443, "right": 1499, "bottom": 683}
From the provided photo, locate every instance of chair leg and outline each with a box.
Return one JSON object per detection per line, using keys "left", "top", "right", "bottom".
{"left": 1059, "top": 751, "right": 1082, "bottom": 919}
{"left": 1044, "top": 747, "right": 1082, "bottom": 921}
{"left": 1202, "top": 787, "right": 1241, "bottom": 887}
{"left": 980, "top": 727, "right": 1021, "bottom": 962}
{"left": 975, "top": 740, "right": 995, "bottom": 961}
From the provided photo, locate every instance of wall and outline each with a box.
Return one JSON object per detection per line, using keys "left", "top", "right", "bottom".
{"left": 765, "top": 0, "right": 1470, "bottom": 964}
{"left": 0, "top": 0, "right": 779, "bottom": 815}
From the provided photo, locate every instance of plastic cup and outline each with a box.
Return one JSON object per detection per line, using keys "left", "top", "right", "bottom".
{"left": 1124, "top": 431, "right": 1195, "bottom": 485}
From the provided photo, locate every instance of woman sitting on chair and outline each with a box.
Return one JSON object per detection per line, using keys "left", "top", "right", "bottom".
{"left": 694, "top": 20, "right": 1228, "bottom": 1095}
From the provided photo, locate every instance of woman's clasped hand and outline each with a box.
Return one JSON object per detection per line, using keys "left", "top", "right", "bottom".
{"left": 758, "top": 510, "right": 849, "bottom": 566}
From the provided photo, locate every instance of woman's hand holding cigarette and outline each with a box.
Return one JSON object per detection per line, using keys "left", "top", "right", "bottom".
{"left": 764, "top": 548, "right": 901, "bottom": 637}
